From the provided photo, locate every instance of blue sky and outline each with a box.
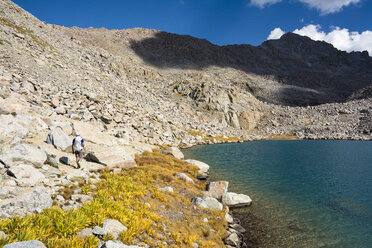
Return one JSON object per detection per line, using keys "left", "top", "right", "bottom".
{"left": 12, "top": 0, "right": 372, "bottom": 53}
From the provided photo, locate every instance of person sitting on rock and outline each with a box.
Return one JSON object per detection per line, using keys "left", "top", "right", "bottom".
{"left": 72, "top": 131, "right": 85, "bottom": 168}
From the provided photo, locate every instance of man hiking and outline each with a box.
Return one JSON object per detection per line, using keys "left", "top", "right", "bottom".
{"left": 72, "top": 131, "right": 85, "bottom": 169}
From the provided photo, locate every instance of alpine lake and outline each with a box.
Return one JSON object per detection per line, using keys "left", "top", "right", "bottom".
{"left": 183, "top": 140, "right": 372, "bottom": 248}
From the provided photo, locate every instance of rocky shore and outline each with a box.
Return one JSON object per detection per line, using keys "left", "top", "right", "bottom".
{"left": 0, "top": 118, "right": 253, "bottom": 247}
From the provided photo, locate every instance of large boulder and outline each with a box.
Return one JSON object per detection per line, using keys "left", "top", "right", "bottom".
{"left": 49, "top": 121, "right": 73, "bottom": 135}
{"left": 0, "top": 115, "right": 29, "bottom": 139}
{"left": 0, "top": 143, "right": 47, "bottom": 168}
{"left": 185, "top": 159, "right": 210, "bottom": 178}
{"left": 191, "top": 197, "right": 223, "bottom": 211}
{"left": 46, "top": 127, "right": 71, "bottom": 151}
{"left": 72, "top": 121, "right": 114, "bottom": 146}
{"left": 0, "top": 94, "right": 30, "bottom": 115}
{"left": 222, "top": 192, "right": 252, "bottom": 207}
{"left": 3, "top": 240, "right": 46, "bottom": 248}
{"left": 7, "top": 164, "right": 45, "bottom": 186}
{"left": 160, "top": 147, "right": 184, "bottom": 159}
{"left": 102, "top": 219, "right": 127, "bottom": 239}
{"left": 1, "top": 187, "right": 52, "bottom": 216}
{"left": 207, "top": 181, "right": 229, "bottom": 200}
{"left": 86, "top": 145, "right": 134, "bottom": 167}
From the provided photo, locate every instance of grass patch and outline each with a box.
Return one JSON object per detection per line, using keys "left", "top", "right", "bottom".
{"left": 267, "top": 134, "right": 299, "bottom": 140}
{"left": 187, "top": 129, "right": 243, "bottom": 143}
{"left": 0, "top": 17, "right": 55, "bottom": 50}
{"left": 0, "top": 152, "right": 227, "bottom": 247}
{"left": 204, "top": 135, "right": 242, "bottom": 142}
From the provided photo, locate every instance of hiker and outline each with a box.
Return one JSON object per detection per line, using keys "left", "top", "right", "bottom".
{"left": 72, "top": 131, "right": 85, "bottom": 168}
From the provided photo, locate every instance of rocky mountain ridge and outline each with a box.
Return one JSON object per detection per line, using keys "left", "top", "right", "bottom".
{"left": 0, "top": 0, "right": 371, "bottom": 145}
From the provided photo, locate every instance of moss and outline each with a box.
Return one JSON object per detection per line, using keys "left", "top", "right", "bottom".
{"left": 0, "top": 39, "right": 3, "bottom": 45}
{"left": 0, "top": 152, "right": 227, "bottom": 247}
{"left": 0, "top": 17, "right": 56, "bottom": 51}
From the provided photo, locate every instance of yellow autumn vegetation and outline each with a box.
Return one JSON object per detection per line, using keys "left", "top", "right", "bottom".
{"left": 0, "top": 152, "right": 227, "bottom": 247}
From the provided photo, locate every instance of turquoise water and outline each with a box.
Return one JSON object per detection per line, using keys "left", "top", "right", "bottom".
{"left": 183, "top": 140, "right": 372, "bottom": 248}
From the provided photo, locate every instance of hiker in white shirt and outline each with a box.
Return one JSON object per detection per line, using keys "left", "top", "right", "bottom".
{"left": 72, "top": 131, "right": 85, "bottom": 168}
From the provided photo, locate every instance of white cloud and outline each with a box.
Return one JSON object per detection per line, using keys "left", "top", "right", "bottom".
{"left": 267, "top": 25, "right": 372, "bottom": 55}
{"left": 293, "top": 24, "right": 326, "bottom": 40}
{"left": 299, "top": 0, "right": 361, "bottom": 15}
{"left": 250, "top": 0, "right": 361, "bottom": 14}
{"left": 268, "top": 28, "right": 286, "bottom": 40}
{"left": 250, "top": 0, "right": 282, "bottom": 8}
